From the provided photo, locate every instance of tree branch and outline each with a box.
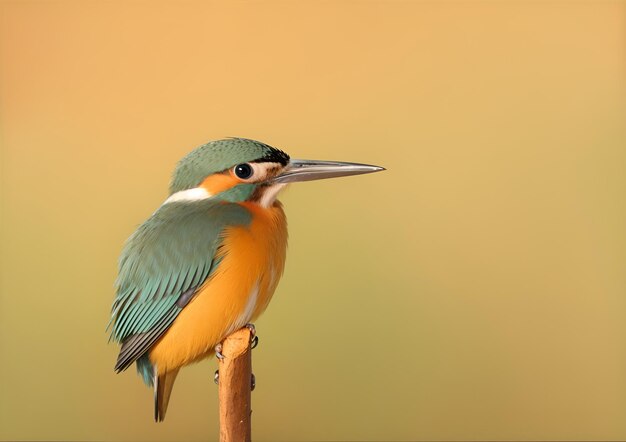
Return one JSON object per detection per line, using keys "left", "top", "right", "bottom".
{"left": 218, "top": 327, "right": 253, "bottom": 442}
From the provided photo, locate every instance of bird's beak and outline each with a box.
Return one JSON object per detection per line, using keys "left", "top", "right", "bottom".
{"left": 269, "top": 159, "right": 385, "bottom": 184}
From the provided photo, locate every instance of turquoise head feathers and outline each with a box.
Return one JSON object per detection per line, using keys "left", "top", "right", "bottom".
{"left": 169, "top": 138, "right": 289, "bottom": 194}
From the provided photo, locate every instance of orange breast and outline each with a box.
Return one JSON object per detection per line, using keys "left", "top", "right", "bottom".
{"left": 148, "top": 201, "right": 288, "bottom": 373}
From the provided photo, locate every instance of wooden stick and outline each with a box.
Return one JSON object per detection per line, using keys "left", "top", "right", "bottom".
{"left": 218, "top": 327, "right": 253, "bottom": 442}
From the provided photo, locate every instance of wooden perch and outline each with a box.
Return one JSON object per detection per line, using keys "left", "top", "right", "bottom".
{"left": 218, "top": 327, "right": 253, "bottom": 442}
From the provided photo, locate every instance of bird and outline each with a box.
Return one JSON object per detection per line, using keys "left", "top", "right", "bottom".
{"left": 108, "top": 137, "right": 384, "bottom": 421}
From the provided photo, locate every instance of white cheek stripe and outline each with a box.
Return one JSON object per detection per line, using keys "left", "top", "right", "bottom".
{"left": 162, "top": 187, "right": 212, "bottom": 205}
{"left": 163, "top": 182, "right": 287, "bottom": 207}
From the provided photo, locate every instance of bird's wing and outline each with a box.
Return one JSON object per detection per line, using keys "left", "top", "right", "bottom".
{"left": 109, "top": 197, "right": 252, "bottom": 373}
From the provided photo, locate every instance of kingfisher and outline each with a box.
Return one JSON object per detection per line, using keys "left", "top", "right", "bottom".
{"left": 109, "top": 138, "right": 383, "bottom": 421}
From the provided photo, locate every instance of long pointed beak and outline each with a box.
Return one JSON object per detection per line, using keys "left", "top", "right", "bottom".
{"left": 270, "top": 159, "right": 385, "bottom": 184}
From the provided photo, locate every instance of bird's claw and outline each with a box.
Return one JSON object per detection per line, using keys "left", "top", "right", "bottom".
{"left": 245, "top": 323, "right": 256, "bottom": 338}
{"left": 214, "top": 343, "right": 225, "bottom": 360}
{"left": 214, "top": 370, "right": 219, "bottom": 385}
{"left": 251, "top": 373, "right": 256, "bottom": 391}
{"left": 245, "top": 323, "right": 259, "bottom": 349}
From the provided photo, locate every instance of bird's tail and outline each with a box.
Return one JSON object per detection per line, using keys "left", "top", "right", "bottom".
{"left": 154, "top": 368, "right": 180, "bottom": 422}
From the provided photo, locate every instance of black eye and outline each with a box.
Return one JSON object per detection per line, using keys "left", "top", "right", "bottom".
{"left": 234, "top": 163, "right": 253, "bottom": 179}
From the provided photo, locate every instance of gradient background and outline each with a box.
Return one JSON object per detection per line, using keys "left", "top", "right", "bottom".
{"left": 1, "top": 1, "right": 625, "bottom": 441}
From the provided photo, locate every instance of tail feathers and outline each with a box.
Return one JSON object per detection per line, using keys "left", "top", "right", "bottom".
{"left": 154, "top": 368, "right": 180, "bottom": 422}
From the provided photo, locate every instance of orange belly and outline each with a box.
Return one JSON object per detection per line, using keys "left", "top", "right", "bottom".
{"left": 148, "top": 201, "right": 287, "bottom": 373}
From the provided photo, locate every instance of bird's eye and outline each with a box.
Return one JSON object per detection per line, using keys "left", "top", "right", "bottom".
{"left": 234, "top": 163, "right": 254, "bottom": 179}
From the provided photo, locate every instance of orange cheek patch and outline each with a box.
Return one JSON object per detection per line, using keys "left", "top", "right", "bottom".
{"left": 199, "top": 173, "right": 240, "bottom": 195}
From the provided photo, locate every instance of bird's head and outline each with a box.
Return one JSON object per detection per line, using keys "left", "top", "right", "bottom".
{"left": 168, "top": 138, "right": 384, "bottom": 207}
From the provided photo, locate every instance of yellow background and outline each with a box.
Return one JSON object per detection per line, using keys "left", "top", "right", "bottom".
{"left": 1, "top": 1, "right": 625, "bottom": 441}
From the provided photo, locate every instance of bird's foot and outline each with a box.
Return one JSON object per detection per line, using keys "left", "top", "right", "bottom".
{"left": 245, "top": 323, "right": 259, "bottom": 349}
{"left": 214, "top": 343, "right": 225, "bottom": 360}
{"left": 213, "top": 370, "right": 255, "bottom": 391}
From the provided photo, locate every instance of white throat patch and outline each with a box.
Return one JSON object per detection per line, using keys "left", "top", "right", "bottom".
{"left": 259, "top": 183, "right": 287, "bottom": 208}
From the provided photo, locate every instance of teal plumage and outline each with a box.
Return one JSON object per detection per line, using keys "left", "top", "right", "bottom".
{"left": 110, "top": 185, "right": 255, "bottom": 379}
{"left": 137, "top": 354, "right": 156, "bottom": 385}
